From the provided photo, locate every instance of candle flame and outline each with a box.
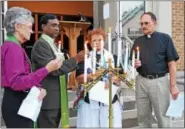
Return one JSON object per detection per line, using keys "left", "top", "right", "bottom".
{"left": 108, "top": 27, "right": 111, "bottom": 33}
{"left": 136, "top": 46, "right": 139, "bottom": 51}
{"left": 85, "top": 40, "right": 88, "bottom": 44}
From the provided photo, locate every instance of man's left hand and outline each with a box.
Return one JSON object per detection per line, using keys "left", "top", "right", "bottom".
{"left": 170, "top": 85, "right": 179, "bottom": 100}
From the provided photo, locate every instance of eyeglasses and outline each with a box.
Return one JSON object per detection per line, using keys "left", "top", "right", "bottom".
{"left": 140, "top": 22, "right": 150, "bottom": 26}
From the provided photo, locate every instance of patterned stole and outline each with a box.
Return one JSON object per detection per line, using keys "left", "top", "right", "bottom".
{"left": 42, "top": 37, "right": 70, "bottom": 128}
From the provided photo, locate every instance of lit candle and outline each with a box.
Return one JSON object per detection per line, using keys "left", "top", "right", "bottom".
{"left": 117, "top": 40, "right": 121, "bottom": 68}
{"left": 124, "top": 43, "right": 128, "bottom": 73}
{"left": 84, "top": 43, "right": 88, "bottom": 83}
{"left": 108, "top": 27, "right": 112, "bottom": 53}
{"left": 136, "top": 46, "right": 140, "bottom": 60}
{"left": 100, "top": 40, "right": 104, "bottom": 68}
{"left": 58, "top": 41, "right": 61, "bottom": 52}
{"left": 132, "top": 50, "right": 135, "bottom": 79}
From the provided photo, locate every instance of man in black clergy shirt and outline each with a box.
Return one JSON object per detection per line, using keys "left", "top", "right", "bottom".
{"left": 130, "top": 12, "right": 179, "bottom": 128}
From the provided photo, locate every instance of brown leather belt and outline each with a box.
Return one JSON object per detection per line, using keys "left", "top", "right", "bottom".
{"left": 140, "top": 73, "right": 167, "bottom": 79}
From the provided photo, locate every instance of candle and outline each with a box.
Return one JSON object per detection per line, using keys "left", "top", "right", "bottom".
{"left": 100, "top": 40, "right": 104, "bottom": 68}
{"left": 117, "top": 40, "right": 121, "bottom": 68}
{"left": 132, "top": 50, "right": 135, "bottom": 79}
{"left": 58, "top": 41, "right": 61, "bottom": 52}
{"left": 136, "top": 46, "right": 140, "bottom": 60}
{"left": 84, "top": 43, "right": 88, "bottom": 83}
{"left": 124, "top": 43, "right": 128, "bottom": 73}
{"left": 92, "top": 43, "right": 96, "bottom": 75}
{"left": 108, "top": 27, "right": 112, "bottom": 53}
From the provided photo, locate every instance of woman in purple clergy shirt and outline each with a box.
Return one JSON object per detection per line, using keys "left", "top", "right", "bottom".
{"left": 1, "top": 7, "right": 63, "bottom": 128}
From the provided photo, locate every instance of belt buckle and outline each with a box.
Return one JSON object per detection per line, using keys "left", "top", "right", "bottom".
{"left": 146, "top": 75, "right": 155, "bottom": 79}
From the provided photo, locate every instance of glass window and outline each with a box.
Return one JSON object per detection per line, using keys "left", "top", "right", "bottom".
{"left": 120, "top": 1, "right": 145, "bottom": 41}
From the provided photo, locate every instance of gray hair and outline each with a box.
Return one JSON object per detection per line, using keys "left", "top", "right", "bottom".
{"left": 4, "top": 7, "right": 34, "bottom": 35}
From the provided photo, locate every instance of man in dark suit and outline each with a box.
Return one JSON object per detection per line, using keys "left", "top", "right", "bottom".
{"left": 31, "top": 14, "right": 85, "bottom": 128}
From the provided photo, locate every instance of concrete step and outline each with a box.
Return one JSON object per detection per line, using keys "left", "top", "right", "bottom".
{"left": 132, "top": 120, "right": 184, "bottom": 128}
{"left": 67, "top": 111, "right": 184, "bottom": 128}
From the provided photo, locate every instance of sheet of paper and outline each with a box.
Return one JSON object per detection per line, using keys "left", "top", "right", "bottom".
{"left": 89, "top": 81, "right": 119, "bottom": 105}
{"left": 18, "top": 86, "right": 42, "bottom": 122}
{"left": 166, "top": 93, "right": 184, "bottom": 118}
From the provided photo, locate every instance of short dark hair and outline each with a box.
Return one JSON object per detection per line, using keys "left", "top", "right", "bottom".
{"left": 141, "top": 12, "right": 157, "bottom": 21}
{"left": 40, "top": 14, "right": 57, "bottom": 26}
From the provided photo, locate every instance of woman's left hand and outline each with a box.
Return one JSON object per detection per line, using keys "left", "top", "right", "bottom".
{"left": 38, "top": 88, "right": 47, "bottom": 101}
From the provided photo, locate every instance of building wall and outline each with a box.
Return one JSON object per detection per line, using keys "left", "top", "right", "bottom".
{"left": 172, "top": 2, "right": 184, "bottom": 70}
{"left": 8, "top": 1, "right": 93, "bottom": 17}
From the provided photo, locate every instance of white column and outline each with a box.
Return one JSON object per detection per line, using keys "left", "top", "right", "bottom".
{"left": 4, "top": 1, "right": 8, "bottom": 40}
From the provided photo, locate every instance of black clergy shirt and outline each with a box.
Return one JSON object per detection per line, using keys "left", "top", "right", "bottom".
{"left": 130, "top": 31, "right": 179, "bottom": 75}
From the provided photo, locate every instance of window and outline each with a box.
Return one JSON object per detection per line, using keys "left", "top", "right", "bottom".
{"left": 120, "top": 1, "right": 145, "bottom": 41}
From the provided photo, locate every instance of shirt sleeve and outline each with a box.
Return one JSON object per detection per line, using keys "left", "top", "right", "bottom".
{"left": 31, "top": 41, "right": 77, "bottom": 76}
{"left": 165, "top": 34, "right": 179, "bottom": 62}
{"left": 76, "top": 61, "right": 85, "bottom": 77}
{"left": 5, "top": 44, "right": 48, "bottom": 91}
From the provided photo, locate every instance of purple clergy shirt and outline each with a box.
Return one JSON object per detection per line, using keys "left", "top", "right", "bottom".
{"left": 1, "top": 41, "right": 49, "bottom": 91}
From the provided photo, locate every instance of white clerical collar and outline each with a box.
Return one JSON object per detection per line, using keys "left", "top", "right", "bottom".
{"left": 147, "top": 35, "right": 151, "bottom": 38}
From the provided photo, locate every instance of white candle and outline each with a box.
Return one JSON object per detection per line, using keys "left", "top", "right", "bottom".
{"left": 100, "top": 40, "right": 104, "bottom": 68}
{"left": 136, "top": 46, "right": 140, "bottom": 60}
{"left": 84, "top": 43, "right": 88, "bottom": 83}
{"left": 108, "top": 27, "right": 112, "bottom": 53}
{"left": 58, "top": 41, "right": 61, "bottom": 52}
{"left": 132, "top": 50, "right": 135, "bottom": 79}
{"left": 92, "top": 44, "right": 96, "bottom": 75}
{"left": 117, "top": 40, "right": 121, "bottom": 68}
{"left": 124, "top": 43, "right": 128, "bottom": 73}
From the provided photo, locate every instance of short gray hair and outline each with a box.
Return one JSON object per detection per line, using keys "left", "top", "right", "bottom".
{"left": 4, "top": 7, "right": 34, "bottom": 35}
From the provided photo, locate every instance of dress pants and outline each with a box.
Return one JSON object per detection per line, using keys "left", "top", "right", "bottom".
{"left": 135, "top": 75, "right": 171, "bottom": 128}
{"left": 37, "top": 109, "right": 61, "bottom": 128}
{"left": 1, "top": 88, "right": 33, "bottom": 128}
{"left": 77, "top": 100, "right": 122, "bottom": 127}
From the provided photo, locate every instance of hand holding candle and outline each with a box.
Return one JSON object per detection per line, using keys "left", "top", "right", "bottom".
{"left": 135, "top": 46, "right": 141, "bottom": 69}
{"left": 136, "top": 46, "right": 140, "bottom": 60}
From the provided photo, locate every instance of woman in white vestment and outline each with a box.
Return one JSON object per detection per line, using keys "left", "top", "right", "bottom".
{"left": 75, "top": 28, "right": 123, "bottom": 128}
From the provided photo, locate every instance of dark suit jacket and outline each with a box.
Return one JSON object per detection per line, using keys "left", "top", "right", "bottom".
{"left": 31, "top": 37, "right": 77, "bottom": 109}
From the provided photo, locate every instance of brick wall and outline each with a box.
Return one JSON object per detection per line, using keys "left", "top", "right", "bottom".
{"left": 172, "top": 2, "right": 184, "bottom": 70}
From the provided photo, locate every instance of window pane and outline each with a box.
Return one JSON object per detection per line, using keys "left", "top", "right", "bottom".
{"left": 120, "top": 1, "right": 145, "bottom": 41}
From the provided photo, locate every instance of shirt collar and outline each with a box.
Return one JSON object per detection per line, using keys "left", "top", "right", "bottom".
{"left": 41, "top": 34, "right": 55, "bottom": 44}
{"left": 6, "top": 35, "right": 21, "bottom": 46}
{"left": 146, "top": 31, "right": 156, "bottom": 39}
